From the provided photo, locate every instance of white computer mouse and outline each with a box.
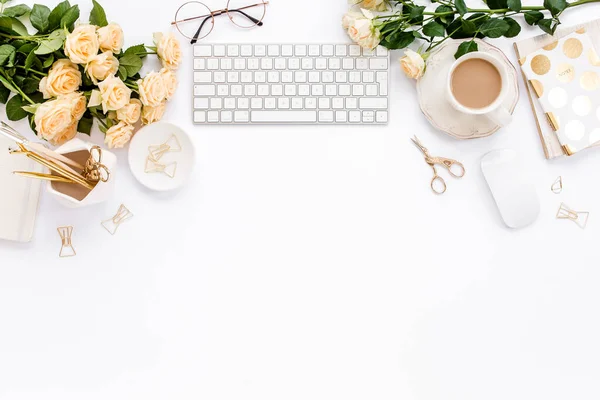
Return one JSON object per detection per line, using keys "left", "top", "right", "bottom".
{"left": 481, "top": 149, "right": 540, "bottom": 229}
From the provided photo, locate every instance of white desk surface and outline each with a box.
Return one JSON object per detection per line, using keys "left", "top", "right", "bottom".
{"left": 1, "top": 0, "right": 600, "bottom": 399}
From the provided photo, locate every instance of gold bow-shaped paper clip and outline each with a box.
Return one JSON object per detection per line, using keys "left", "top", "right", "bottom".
{"left": 551, "top": 176, "right": 563, "bottom": 194}
{"left": 556, "top": 203, "right": 589, "bottom": 229}
{"left": 148, "top": 134, "right": 182, "bottom": 161}
{"left": 101, "top": 204, "right": 133, "bottom": 235}
{"left": 57, "top": 226, "right": 76, "bottom": 257}
{"left": 83, "top": 146, "right": 110, "bottom": 183}
{"left": 145, "top": 157, "right": 177, "bottom": 178}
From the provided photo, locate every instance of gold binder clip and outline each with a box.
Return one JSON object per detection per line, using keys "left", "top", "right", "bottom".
{"left": 144, "top": 157, "right": 177, "bottom": 178}
{"left": 57, "top": 226, "right": 76, "bottom": 258}
{"left": 101, "top": 204, "right": 133, "bottom": 235}
{"left": 551, "top": 176, "right": 563, "bottom": 194}
{"left": 556, "top": 203, "right": 589, "bottom": 229}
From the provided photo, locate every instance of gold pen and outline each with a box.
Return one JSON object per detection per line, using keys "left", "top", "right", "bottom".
{"left": 13, "top": 171, "right": 78, "bottom": 184}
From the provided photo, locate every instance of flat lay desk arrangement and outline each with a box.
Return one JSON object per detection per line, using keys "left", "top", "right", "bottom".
{"left": 2, "top": 0, "right": 600, "bottom": 399}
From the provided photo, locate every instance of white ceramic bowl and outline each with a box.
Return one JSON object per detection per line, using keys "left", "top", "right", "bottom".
{"left": 128, "top": 122, "right": 195, "bottom": 191}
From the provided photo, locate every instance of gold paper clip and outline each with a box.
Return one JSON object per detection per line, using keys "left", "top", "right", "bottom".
{"left": 556, "top": 203, "right": 589, "bottom": 229}
{"left": 145, "top": 157, "right": 177, "bottom": 178}
{"left": 57, "top": 226, "right": 76, "bottom": 257}
{"left": 164, "top": 134, "right": 182, "bottom": 152}
{"left": 148, "top": 143, "right": 170, "bottom": 161}
{"left": 101, "top": 204, "right": 133, "bottom": 235}
{"left": 551, "top": 176, "right": 563, "bottom": 194}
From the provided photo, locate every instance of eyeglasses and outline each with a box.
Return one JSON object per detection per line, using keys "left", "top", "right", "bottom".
{"left": 172, "top": 1, "right": 269, "bottom": 44}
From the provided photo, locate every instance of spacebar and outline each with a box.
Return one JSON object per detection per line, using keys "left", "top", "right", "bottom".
{"left": 251, "top": 111, "right": 317, "bottom": 123}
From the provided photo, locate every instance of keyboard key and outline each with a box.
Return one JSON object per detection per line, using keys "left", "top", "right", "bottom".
{"left": 194, "top": 111, "right": 206, "bottom": 122}
{"left": 349, "top": 45, "right": 361, "bottom": 56}
{"left": 362, "top": 48, "right": 375, "bottom": 57}
{"left": 332, "top": 98, "right": 344, "bottom": 109}
{"left": 255, "top": 45, "right": 266, "bottom": 56}
{"left": 194, "top": 98, "right": 209, "bottom": 109}
{"left": 227, "top": 71, "right": 239, "bottom": 83}
{"left": 366, "top": 84, "right": 378, "bottom": 96}
{"left": 370, "top": 59, "right": 388, "bottom": 70}
{"left": 281, "top": 72, "right": 293, "bottom": 83}
{"left": 208, "top": 111, "right": 219, "bottom": 122}
{"left": 194, "top": 85, "right": 215, "bottom": 96}
{"left": 376, "top": 111, "right": 388, "bottom": 123}
{"left": 359, "top": 98, "right": 388, "bottom": 109}
{"left": 288, "top": 58, "right": 300, "bottom": 70}
{"left": 284, "top": 85, "right": 296, "bottom": 96}
{"left": 335, "top": 71, "right": 347, "bottom": 83}
{"left": 311, "top": 85, "right": 323, "bottom": 96}
{"left": 356, "top": 58, "right": 368, "bottom": 70}
{"left": 325, "top": 85, "right": 336, "bottom": 96}
{"left": 349, "top": 110, "right": 361, "bottom": 122}
{"left": 349, "top": 72, "right": 361, "bottom": 83}
{"left": 352, "top": 85, "right": 364, "bottom": 96}
{"left": 227, "top": 45, "right": 239, "bottom": 56}
{"left": 268, "top": 45, "right": 279, "bottom": 56}
{"left": 309, "top": 44, "right": 320, "bottom": 56}
{"left": 210, "top": 98, "right": 222, "bottom": 109}
{"left": 234, "top": 111, "right": 249, "bottom": 122}
{"left": 240, "top": 45, "right": 253, "bottom": 56}
{"left": 255, "top": 72, "right": 266, "bottom": 82}
{"left": 251, "top": 98, "right": 263, "bottom": 109}
{"left": 318, "top": 98, "right": 330, "bottom": 109}
{"left": 194, "top": 59, "right": 206, "bottom": 70}
{"left": 234, "top": 59, "right": 246, "bottom": 70}
{"left": 294, "top": 71, "right": 307, "bottom": 83}
{"left": 335, "top": 45, "right": 347, "bottom": 56}
{"left": 264, "top": 98, "right": 276, "bottom": 109}
{"left": 194, "top": 72, "right": 211, "bottom": 83}
{"left": 274, "top": 58, "right": 286, "bottom": 70}
{"left": 305, "top": 98, "right": 317, "bottom": 109}
{"left": 318, "top": 110, "right": 334, "bottom": 122}
{"left": 241, "top": 71, "right": 253, "bottom": 83}
{"left": 363, "top": 111, "right": 374, "bottom": 122}
{"left": 342, "top": 58, "right": 354, "bottom": 70}
{"left": 294, "top": 45, "right": 307, "bottom": 56}
{"left": 268, "top": 71, "right": 279, "bottom": 83}
{"left": 301, "top": 58, "right": 313, "bottom": 70}
{"left": 238, "top": 98, "right": 249, "bottom": 109}
{"left": 376, "top": 46, "right": 388, "bottom": 57}
{"left": 278, "top": 97, "right": 289, "bottom": 109}
{"left": 339, "top": 85, "right": 351, "bottom": 96}
{"left": 224, "top": 98, "right": 236, "bottom": 109}
{"left": 244, "top": 85, "right": 256, "bottom": 96}
{"left": 363, "top": 71, "right": 374, "bottom": 82}
{"left": 315, "top": 58, "right": 327, "bottom": 70}
{"left": 214, "top": 72, "right": 226, "bottom": 83}
{"left": 221, "top": 58, "right": 232, "bottom": 70}
{"left": 261, "top": 58, "right": 273, "bottom": 69}
{"left": 251, "top": 111, "right": 317, "bottom": 123}
{"left": 322, "top": 72, "right": 334, "bottom": 83}
{"left": 221, "top": 110, "right": 233, "bottom": 122}
{"left": 272, "top": 85, "right": 283, "bottom": 96}
{"left": 217, "top": 85, "right": 229, "bottom": 96}
{"left": 308, "top": 71, "right": 320, "bottom": 83}
{"left": 213, "top": 45, "right": 226, "bottom": 56}
{"left": 329, "top": 58, "right": 340, "bottom": 70}
{"left": 335, "top": 111, "right": 347, "bottom": 122}
{"left": 291, "top": 98, "right": 303, "bottom": 109}
{"left": 194, "top": 45, "right": 211, "bottom": 57}
{"left": 248, "top": 58, "right": 259, "bottom": 70}
{"left": 231, "top": 85, "right": 242, "bottom": 96}
{"left": 346, "top": 98, "right": 358, "bottom": 109}
{"left": 281, "top": 45, "right": 293, "bottom": 56}
{"left": 298, "top": 84, "right": 310, "bottom": 96}
{"left": 207, "top": 59, "right": 219, "bottom": 70}
{"left": 322, "top": 45, "right": 334, "bottom": 56}
{"left": 258, "top": 84, "right": 269, "bottom": 95}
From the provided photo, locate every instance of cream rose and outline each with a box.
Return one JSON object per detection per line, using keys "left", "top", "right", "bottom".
{"left": 154, "top": 32, "right": 182, "bottom": 70}
{"left": 141, "top": 102, "right": 166, "bottom": 125}
{"left": 116, "top": 98, "right": 142, "bottom": 124}
{"left": 86, "top": 51, "right": 119, "bottom": 84}
{"left": 34, "top": 99, "right": 77, "bottom": 145}
{"left": 98, "top": 74, "right": 132, "bottom": 113}
{"left": 400, "top": 49, "right": 425, "bottom": 80}
{"left": 59, "top": 92, "right": 87, "bottom": 120}
{"left": 160, "top": 68, "right": 178, "bottom": 99}
{"left": 137, "top": 71, "right": 166, "bottom": 107}
{"left": 39, "top": 59, "right": 82, "bottom": 99}
{"left": 64, "top": 24, "right": 100, "bottom": 64}
{"left": 104, "top": 121, "right": 134, "bottom": 149}
{"left": 354, "top": 0, "right": 389, "bottom": 11}
{"left": 97, "top": 23, "right": 124, "bottom": 54}
{"left": 344, "top": 10, "right": 381, "bottom": 49}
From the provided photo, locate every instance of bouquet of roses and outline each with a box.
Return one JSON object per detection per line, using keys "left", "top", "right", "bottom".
{"left": 0, "top": 0, "right": 182, "bottom": 148}
{"left": 343, "top": 0, "right": 598, "bottom": 79}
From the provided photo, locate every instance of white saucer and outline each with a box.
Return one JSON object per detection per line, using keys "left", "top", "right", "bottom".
{"left": 128, "top": 122, "right": 195, "bottom": 191}
{"left": 416, "top": 39, "right": 520, "bottom": 139}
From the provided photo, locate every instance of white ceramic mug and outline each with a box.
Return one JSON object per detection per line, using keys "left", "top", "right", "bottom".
{"left": 446, "top": 51, "right": 512, "bottom": 127}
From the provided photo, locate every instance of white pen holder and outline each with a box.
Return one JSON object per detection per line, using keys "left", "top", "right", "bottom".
{"left": 46, "top": 138, "right": 117, "bottom": 208}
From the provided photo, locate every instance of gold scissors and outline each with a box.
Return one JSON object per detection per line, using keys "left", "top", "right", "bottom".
{"left": 83, "top": 146, "right": 110, "bottom": 183}
{"left": 411, "top": 136, "right": 465, "bottom": 195}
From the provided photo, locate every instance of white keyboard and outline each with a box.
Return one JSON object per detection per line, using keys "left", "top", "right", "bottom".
{"left": 192, "top": 44, "right": 390, "bottom": 125}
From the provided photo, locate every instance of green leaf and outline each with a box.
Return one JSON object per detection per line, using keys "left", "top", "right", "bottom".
{"left": 461, "top": 19, "right": 477, "bottom": 34}
{"left": 380, "top": 30, "right": 415, "bottom": 50}
{"left": 507, "top": 0, "right": 522, "bottom": 11}
{"left": 77, "top": 113, "right": 93, "bottom": 135}
{"left": 24, "top": 49, "right": 36, "bottom": 69}
{"left": 544, "top": 0, "right": 567, "bottom": 16}
{"left": 34, "top": 30, "right": 66, "bottom": 55}
{"left": 21, "top": 77, "right": 39, "bottom": 94}
{"left": 3, "top": 4, "right": 30, "bottom": 17}
{"left": 123, "top": 44, "right": 147, "bottom": 58}
{"left": 0, "top": 44, "right": 16, "bottom": 67}
{"left": 454, "top": 40, "right": 478, "bottom": 59}
{"left": 0, "top": 74, "right": 17, "bottom": 93}
{"left": 409, "top": 5, "right": 425, "bottom": 23}
{"left": 484, "top": 0, "right": 508, "bottom": 9}
{"left": 60, "top": 5, "right": 79, "bottom": 29}
{"left": 503, "top": 17, "right": 521, "bottom": 37}
{"left": 9, "top": 17, "right": 28, "bottom": 36}
{"left": 43, "top": 53, "right": 54, "bottom": 68}
{"left": 524, "top": 10, "right": 544, "bottom": 25}
{"left": 0, "top": 15, "right": 12, "bottom": 32}
{"left": 30, "top": 4, "right": 50, "bottom": 33}
{"left": 17, "top": 42, "right": 35, "bottom": 54}
{"left": 422, "top": 21, "right": 445, "bottom": 37}
{"left": 90, "top": 0, "right": 108, "bottom": 27}
{"left": 47, "top": 0, "right": 70, "bottom": 32}
{"left": 434, "top": 5, "right": 455, "bottom": 26}
{"left": 455, "top": 0, "right": 467, "bottom": 16}
{"left": 6, "top": 95, "right": 28, "bottom": 121}
{"left": 118, "top": 53, "right": 143, "bottom": 78}
{"left": 0, "top": 84, "right": 9, "bottom": 104}
{"left": 479, "top": 18, "right": 510, "bottom": 38}
{"left": 537, "top": 18, "right": 555, "bottom": 34}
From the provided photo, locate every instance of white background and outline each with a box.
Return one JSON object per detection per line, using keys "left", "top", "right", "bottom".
{"left": 1, "top": 0, "right": 600, "bottom": 399}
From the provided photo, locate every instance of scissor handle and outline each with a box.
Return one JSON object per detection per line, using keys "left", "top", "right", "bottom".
{"left": 437, "top": 158, "right": 465, "bottom": 178}
{"left": 430, "top": 174, "right": 447, "bottom": 195}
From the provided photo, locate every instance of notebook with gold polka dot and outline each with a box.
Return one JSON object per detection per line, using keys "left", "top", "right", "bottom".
{"left": 521, "top": 31, "right": 600, "bottom": 156}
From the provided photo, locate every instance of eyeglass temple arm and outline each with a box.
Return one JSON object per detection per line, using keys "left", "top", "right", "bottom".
{"left": 228, "top": 9, "right": 263, "bottom": 25}
{"left": 191, "top": 16, "right": 212, "bottom": 45}
{"left": 171, "top": 1, "right": 268, "bottom": 25}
